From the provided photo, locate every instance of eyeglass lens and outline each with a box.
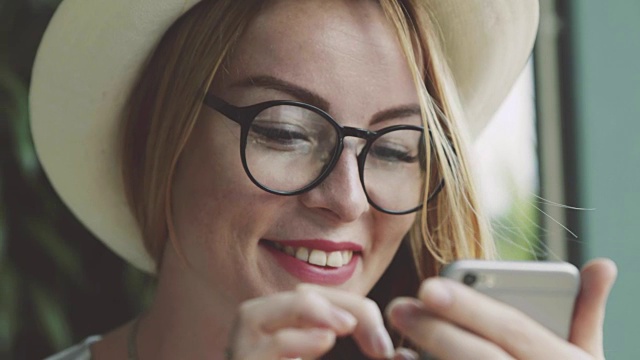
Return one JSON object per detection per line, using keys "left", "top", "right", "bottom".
{"left": 243, "top": 104, "right": 427, "bottom": 213}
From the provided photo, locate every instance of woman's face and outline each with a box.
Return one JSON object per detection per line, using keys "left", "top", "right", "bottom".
{"left": 171, "top": 0, "right": 421, "bottom": 303}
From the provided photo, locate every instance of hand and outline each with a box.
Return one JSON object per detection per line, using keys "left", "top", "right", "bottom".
{"left": 226, "top": 284, "right": 396, "bottom": 359}
{"left": 385, "top": 258, "right": 617, "bottom": 359}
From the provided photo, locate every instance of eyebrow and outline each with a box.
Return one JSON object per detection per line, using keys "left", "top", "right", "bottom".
{"left": 232, "top": 75, "right": 330, "bottom": 110}
{"left": 371, "top": 105, "right": 422, "bottom": 125}
{"left": 231, "top": 75, "right": 422, "bottom": 125}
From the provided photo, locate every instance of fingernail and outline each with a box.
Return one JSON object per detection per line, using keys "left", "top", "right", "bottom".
{"left": 331, "top": 307, "right": 357, "bottom": 329}
{"left": 307, "top": 328, "right": 334, "bottom": 341}
{"left": 393, "top": 348, "right": 419, "bottom": 360}
{"left": 389, "top": 299, "right": 423, "bottom": 323}
{"left": 422, "top": 279, "right": 453, "bottom": 308}
{"left": 371, "top": 327, "right": 394, "bottom": 359}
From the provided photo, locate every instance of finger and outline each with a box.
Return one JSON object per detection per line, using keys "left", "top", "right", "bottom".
{"left": 393, "top": 347, "right": 419, "bottom": 360}
{"left": 244, "top": 328, "right": 336, "bottom": 360}
{"left": 413, "top": 278, "right": 573, "bottom": 359}
{"left": 238, "top": 289, "right": 357, "bottom": 335}
{"left": 386, "top": 297, "right": 514, "bottom": 360}
{"left": 569, "top": 258, "right": 617, "bottom": 356}
{"left": 238, "top": 285, "right": 394, "bottom": 358}
{"left": 298, "top": 284, "right": 395, "bottom": 359}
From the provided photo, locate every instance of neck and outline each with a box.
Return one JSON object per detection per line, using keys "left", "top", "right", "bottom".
{"left": 137, "top": 248, "right": 236, "bottom": 360}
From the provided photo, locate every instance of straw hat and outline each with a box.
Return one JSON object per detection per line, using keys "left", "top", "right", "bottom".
{"left": 29, "top": 0, "right": 539, "bottom": 272}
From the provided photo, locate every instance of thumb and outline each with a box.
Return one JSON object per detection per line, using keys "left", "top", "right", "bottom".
{"left": 569, "top": 258, "right": 617, "bottom": 357}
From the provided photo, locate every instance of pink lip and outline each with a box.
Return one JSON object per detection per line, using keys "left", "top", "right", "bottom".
{"left": 261, "top": 239, "right": 361, "bottom": 285}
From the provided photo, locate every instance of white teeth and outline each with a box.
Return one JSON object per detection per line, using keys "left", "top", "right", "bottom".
{"left": 295, "top": 247, "right": 309, "bottom": 262}
{"left": 273, "top": 242, "right": 354, "bottom": 268}
{"left": 308, "top": 250, "right": 328, "bottom": 266}
{"left": 326, "top": 251, "right": 343, "bottom": 268}
{"left": 341, "top": 250, "right": 352, "bottom": 265}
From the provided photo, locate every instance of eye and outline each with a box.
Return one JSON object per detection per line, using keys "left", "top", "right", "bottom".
{"left": 248, "top": 120, "right": 313, "bottom": 151}
{"left": 370, "top": 143, "right": 418, "bottom": 163}
{"left": 368, "top": 129, "right": 421, "bottom": 164}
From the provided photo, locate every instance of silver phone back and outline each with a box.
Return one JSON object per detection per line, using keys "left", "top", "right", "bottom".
{"left": 440, "top": 260, "right": 580, "bottom": 339}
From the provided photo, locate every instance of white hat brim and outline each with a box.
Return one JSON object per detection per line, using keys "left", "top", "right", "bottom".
{"left": 29, "top": 0, "right": 539, "bottom": 273}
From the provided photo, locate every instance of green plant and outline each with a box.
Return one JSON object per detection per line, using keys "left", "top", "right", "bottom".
{"left": 493, "top": 195, "right": 542, "bottom": 261}
{"left": 1, "top": 1, "right": 154, "bottom": 358}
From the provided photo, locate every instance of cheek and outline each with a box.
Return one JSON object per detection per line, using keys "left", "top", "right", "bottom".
{"left": 370, "top": 213, "right": 415, "bottom": 267}
{"left": 376, "top": 214, "right": 415, "bottom": 263}
{"left": 171, "top": 119, "right": 254, "bottom": 248}
{"left": 170, "top": 117, "right": 289, "bottom": 262}
{"left": 376, "top": 213, "right": 415, "bottom": 245}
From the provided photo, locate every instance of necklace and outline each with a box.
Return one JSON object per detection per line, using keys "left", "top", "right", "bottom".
{"left": 127, "top": 316, "right": 142, "bottom": 360}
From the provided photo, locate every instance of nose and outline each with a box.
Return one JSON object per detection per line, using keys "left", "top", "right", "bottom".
{"left": 298, "top": 143, "right": 369, "bottom": 222}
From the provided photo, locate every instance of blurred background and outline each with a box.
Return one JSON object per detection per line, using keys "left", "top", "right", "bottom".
{"left": 1, "top": 0, "right": 638, "bottom": 358}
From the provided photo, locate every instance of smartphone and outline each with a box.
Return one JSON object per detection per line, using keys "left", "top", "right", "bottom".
{"left": 440, "top": 260, "right": 580, "bottom": 339}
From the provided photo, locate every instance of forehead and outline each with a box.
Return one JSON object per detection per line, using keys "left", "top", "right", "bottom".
{"left": 215, "top": 0, "right": 419, "bottom": 118}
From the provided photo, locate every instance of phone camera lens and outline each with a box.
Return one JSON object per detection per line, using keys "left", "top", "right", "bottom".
{"left": 462, "top": 273, "right": 477, "bottom": 286}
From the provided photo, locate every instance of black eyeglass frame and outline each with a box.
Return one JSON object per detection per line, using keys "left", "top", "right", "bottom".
{"left": 203, "top": 94, "right": 445, "bottom": 215}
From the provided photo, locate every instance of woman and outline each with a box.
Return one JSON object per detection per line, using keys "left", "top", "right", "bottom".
{"left": 31, "top": 0, "right": 616, "bottom": 359}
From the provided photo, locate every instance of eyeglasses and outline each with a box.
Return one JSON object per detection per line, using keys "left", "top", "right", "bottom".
{"left": 203, "top": 94, "right": 444, "bottom": 215}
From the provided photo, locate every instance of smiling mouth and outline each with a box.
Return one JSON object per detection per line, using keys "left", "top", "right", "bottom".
{"left": 264, "top": 241, "right": 356, "bottom": 268}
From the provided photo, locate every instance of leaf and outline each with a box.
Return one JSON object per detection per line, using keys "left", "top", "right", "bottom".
{"left": 0, "top": 67, "right": 40, "bottom": 181}
{"left": 30, "top": 282, "right": 73, "bottom": 350}
{"left": 0, "top": 262, "right": 20, "bottom": 353}
{"left": 493, "top": 195, "right": 541, "bottom": 260}
{"left": 0, "top": 1, "right": 19, "bottom": 49}
{"left": 28, "top": 218, "right": 84, "bottom": 285}
{"left": 0, "top": 174, "right": 5, "bottom": 260}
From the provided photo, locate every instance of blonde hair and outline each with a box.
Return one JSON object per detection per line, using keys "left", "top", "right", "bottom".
{"left": 122, "top": 0, "right": 494, "bottom": 349}
{"left": 122, "top": 0, "right": 264, "bottom": 263}
{"left": 380, "top": 0, "right": 495, "bottom": 278}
